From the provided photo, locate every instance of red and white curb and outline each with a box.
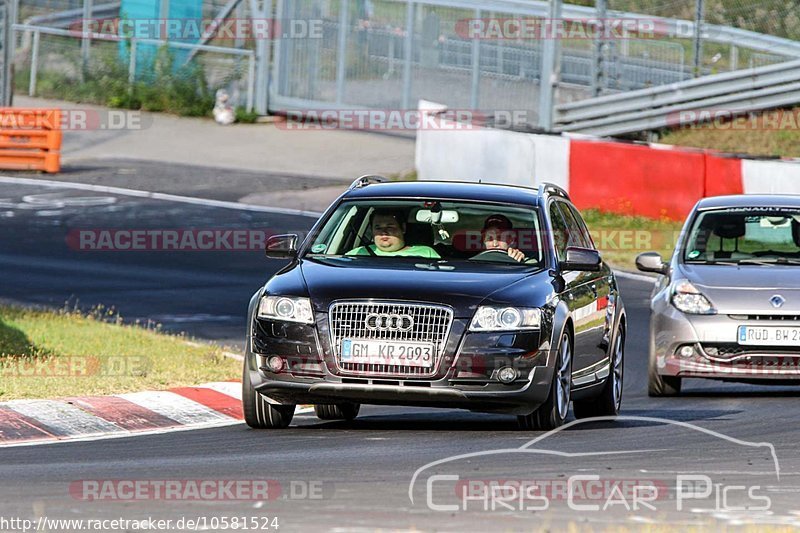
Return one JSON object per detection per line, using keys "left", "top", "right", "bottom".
{"left": 0, "top": 382, "right": 312, "bottom": 447}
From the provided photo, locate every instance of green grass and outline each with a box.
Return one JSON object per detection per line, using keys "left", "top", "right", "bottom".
{"left": 659, "top": 107, "right": 800, "bottom": 158}
{"left": 0, "top": 306, "right": 239, "bottom": 400}
{"left": 582, "top": 209, "right": 684, "bottom": 272}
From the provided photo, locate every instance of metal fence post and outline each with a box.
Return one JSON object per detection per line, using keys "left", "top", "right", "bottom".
{"left": 128, "top": 39, "right": 137, "bottom": 85}
{"left": 28, "top": 29, "right": 39, "bottom": 96}
{"left": 3, "top": 0, "right": 17, "bottom": 105}
{"left": 271, "top": 0, "right": 285, "bottom": 106}
{"left": 335, "top": 0, "right": 349, "bottom": 104}
{"left": 692, "top": 0, "right": 704, "bottom": 77}
{"left": 81, "top": 0, "right": 92, "bottom": 69}
{"left": 401, "top": 0, "right": 414, "bottom": 109}
{"left": 470, "top": 8, "right": 480, "bottom": 110}
{"left": 538, "top": 0, "right": 562, "bottom": 130}
{"left": 253, "top": 0, "right": 272, "bottom": 115}
{"left": 591, "top": 0, "right": 606, "bottom": 96}
{"left": 730, "top": 44, "right": 738, "bottom": 71}
{"left": 247, "top": 51, "right": 255, "bottom": 112}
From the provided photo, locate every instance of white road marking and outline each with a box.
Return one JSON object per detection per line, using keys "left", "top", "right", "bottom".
{"left": 4, "top": 400, "right": 125, "bottom": 436}
{"left": 118, "top": 391, "right": 231, "bottom": 425}
{"left": 0, "top": 176, "right": 323, "bottom": 217}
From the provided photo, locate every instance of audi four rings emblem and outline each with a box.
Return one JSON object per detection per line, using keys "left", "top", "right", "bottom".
{"left": 365, "top": 312, "right": 414, "bottom": 332}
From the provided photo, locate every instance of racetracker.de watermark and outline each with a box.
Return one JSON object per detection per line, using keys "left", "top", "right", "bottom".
{"left": 0, "top": 109, "right": 148, "bottom": 131}
{"left": 66, "top": 229, "right": 298, "bottom": 252}
{"left": 0, "top": 355, "right": 149, "bottom": 377}
{"left": 455, "top": 17, "right": 711, "bottom": 40}
{"left": 76, "top": 18, "right": 323, "bottom": 40}
{"left": 69, "top": 479, "right": 331, "bottom": 501}
{"left": 668, "top": 108, "right": 800, "bottom": 131}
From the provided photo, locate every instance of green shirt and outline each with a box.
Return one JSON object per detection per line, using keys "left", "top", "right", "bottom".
{"left": 346, "top": 244, "right": 441, "bottom": 258}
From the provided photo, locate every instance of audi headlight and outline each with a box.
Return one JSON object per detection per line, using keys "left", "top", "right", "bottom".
{"left": 671, "top": 280, "right": 716, "bottom": 315}
{"left": 470, "top": 306, "right": 541, "bottom": 331}
{"left": 257, "top": 295, "right": 314, "bottom": 324}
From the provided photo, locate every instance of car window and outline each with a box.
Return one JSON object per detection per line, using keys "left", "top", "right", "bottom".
{"left": 555, "top": 201, "right": 590, "bottom": 249}
{"left": 684, "top": 208, "right": 800, "bottom": 263}
{"left": 306, "top": 199, "right": 544, "bottom": 266}
{"left": 548, "top": 201, "right": 569, "bottom": 262}
{"left": 563, "top": 203, "right": 596, "bottom": 250}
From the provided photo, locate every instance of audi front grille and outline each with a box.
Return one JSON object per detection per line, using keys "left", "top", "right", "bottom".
{"left": 328, "top": 301, "right": 454, "bottom": 377}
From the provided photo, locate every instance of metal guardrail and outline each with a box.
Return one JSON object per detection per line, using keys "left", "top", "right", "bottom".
{"left": 439, "top": 0, "right": 800, "bottom": 58}
{"left": 23, "top": 2, "right": 120, "bottom": 29}
{"left": 13, "top": 23, "right": 257, "bottom": 112}
{"left": 554, "top": 59, "right": 800, "bottom": 137}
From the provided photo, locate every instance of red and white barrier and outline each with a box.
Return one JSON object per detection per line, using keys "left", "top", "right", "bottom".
{"left": 416, "top": 106, "right": 800, "bottom": 220}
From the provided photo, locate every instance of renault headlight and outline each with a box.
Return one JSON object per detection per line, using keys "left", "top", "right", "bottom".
{"left": 257, "top": 295, "right": 314, "bottom": 324}
{"left": 470, "top": 306, "right": 541, "bottom": 331}
{"left": 671, "top": 280, "right": 716, "bottom": 315}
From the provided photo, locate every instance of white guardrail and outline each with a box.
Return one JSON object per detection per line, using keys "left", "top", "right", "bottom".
{"left": 554, "top": 58, "right": 800, "bottom": 137}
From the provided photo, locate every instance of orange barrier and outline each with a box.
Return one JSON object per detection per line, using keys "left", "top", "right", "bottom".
{"left": 0, "top": 109, "right": 62, "bottom": 173}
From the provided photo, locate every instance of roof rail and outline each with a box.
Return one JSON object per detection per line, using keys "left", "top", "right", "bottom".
{"left": 349, "top": 174, "right": 388, "bottom": 190}
{"left": 539, "top": 182, "right": 570, "bottom": 200}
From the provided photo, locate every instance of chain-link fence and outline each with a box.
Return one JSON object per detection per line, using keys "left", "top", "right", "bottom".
{"left": 10, "top": 0, "right": 800, "bottom": 125}
{"left": 13, "top": 0, "right": 257, "bottom": 111}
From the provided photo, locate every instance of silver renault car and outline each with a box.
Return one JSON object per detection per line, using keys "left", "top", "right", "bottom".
{"left": 637, "top": 195, "right": 800, "bottom": 395}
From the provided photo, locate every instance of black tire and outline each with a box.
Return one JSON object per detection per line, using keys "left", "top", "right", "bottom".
{"left": 518, "top": 331, "right": 573, "bottom": 430}
{"left": 647, "top": 352, "right": 681, "bottom": 397}
{"left": 314, "top": 403, "right": 361, "bottom": 421}
{"left": 573, "top": 324, "right": 625, "bottom": 419}
{"left": 242, "top": 365, "right": 295, "bottom": 429}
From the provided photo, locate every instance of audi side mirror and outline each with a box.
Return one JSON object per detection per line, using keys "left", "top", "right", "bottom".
{"left": 636, "top": 252, "right": 669, "bottom": 275}
{"left": 265, "top": 234, "right": 298, "bottom": 259}
{"left": 560, "top": 247, "right": 602, "bottom": 272}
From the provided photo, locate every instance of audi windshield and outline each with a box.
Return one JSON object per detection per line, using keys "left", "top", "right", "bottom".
{"left": 305, "top": 200, "right": 544, "bottom": 266}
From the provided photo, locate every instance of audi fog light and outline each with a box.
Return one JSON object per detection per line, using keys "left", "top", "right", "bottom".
{"left": 267, "top": 356, "right": 285, "bottom": 373}
{"left": 671, "top": 280, "right": 716, "bottom": 315}
{"left": 497, "top": 366, "right": 518, "bottom": 383}
{"left": 470, "top": 307, "right": 541, "bottom": 331}
{"left": 258, "top": 295, "right": 314, "bottom": 324}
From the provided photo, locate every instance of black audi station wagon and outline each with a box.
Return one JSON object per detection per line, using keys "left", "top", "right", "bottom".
{"left": 243, "top": 177, "right": 626, "bottom": 430}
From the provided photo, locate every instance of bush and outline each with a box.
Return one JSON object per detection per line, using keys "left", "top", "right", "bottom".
{"left": 20, "top": 44, "right": 216, "bottom": 117}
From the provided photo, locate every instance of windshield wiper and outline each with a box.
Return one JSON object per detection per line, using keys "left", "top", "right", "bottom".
{"left": 685, "top": 260, "right": 739, "bottom": 266}
{"left": 738, "top": 258, "right": 800, "bottom": 266}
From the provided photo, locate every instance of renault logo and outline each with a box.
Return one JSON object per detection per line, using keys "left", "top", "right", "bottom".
{"left": 770, "top": 295, "right": 786, "bottom": 309}
{"left": 365, "top": 313, "right": 414, "bottom": 332}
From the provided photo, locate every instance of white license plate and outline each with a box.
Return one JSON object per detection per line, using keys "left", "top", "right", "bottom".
{"left": 340, "top": 339, "right": 435, "bottom": 368}
{"left": 738, "top": 326, "right": 800, "bottom": 346}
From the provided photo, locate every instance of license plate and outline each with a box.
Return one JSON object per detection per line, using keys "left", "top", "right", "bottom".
{"left": 738, "top": 326, "right": 800, "bottom": 346}
{"left": 340, "top": 339, "right": 435, "bottom": 368}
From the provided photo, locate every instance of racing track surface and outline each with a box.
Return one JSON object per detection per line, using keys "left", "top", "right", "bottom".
{"left": 1, "top": 181, "right": 800, "bottom": 530}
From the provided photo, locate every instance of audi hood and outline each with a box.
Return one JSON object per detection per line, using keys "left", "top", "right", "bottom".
{"left": 264, "top": 258, "right": 550, "bottom": 317}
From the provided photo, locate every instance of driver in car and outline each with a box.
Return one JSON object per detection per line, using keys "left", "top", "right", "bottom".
{"left": 347, "top": 209, "right": 440, "bottom": 258}
{"left": 481, "top": 214, "right": 526, "bottom": 262}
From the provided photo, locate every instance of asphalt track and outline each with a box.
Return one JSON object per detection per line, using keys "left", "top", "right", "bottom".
{"left": 2, "top": 180, "right": 800, "bottom": 531}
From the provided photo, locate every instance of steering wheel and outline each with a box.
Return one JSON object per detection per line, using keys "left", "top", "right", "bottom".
{"left": 469, "top": 250, "right": 522, "bottom": 263}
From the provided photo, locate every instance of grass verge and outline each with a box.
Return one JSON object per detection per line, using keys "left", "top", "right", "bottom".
{"left": 658, "top": 107, "right": 800, "bottom": 158}
{"left": 0, "top": 306, "right": 239, "bottom": 400}
{"left": 582, "top": 209, "right": 684, "bottom": 272}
